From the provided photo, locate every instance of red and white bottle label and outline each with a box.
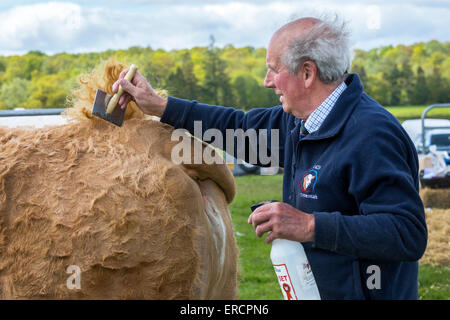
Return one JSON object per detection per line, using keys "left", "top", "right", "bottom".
{"left": 297, "top": 262, "right": 317, "bottom": 289}
{"left": 273, "top": 264, "right": 298, "bottom": 300}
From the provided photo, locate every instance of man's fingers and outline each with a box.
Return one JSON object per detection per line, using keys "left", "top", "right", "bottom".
{"left": 112, "top": 80, "right": 120, "bottom": 93}
{"left": 118, "top": 67, "right": 129, "bottom": 81}
{"left": 265, "top": 231, "right": 276, "bottom": 243}
{"left": 250, "top": 211, "right": 272, "bottom": 230}
{"left": 248, "top": 202, "right": 284, "bottom": 242}
{"left": 112, "top": 68, "right": 129, "bottom": 94}
{"left": 119, "top": 79, "right": 138, "bottom": 97}
{"left": 131, "top": 70, "right": 147, "bottom": 85}
{"left": 248, "top": 204, "right": 273, "bottom": 225}
{"left": 118, "top": 93, "right": 129, "bottom": 108}
{"left": 118, "top": 93, "right": 126, "bottom": 106}
{"left": 247, "top": 213, "right": 253, "bottom": 224}
{"left": 255, "top": 221, "right": 272, "bottom": 238}
{"left": 120, "top": 95, "right": 132, "bottom": 110}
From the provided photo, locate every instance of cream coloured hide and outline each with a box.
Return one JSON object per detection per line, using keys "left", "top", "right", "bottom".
{"left": 0, "top": 60, "right": 239, "bottom": 299}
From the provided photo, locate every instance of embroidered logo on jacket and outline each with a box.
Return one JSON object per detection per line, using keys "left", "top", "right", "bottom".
{"left": 300, "top": 169, "right": 318, "bottom": 194}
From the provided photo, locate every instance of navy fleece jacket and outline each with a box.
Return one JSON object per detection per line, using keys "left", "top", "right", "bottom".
{"left": 160, "top": 73, "right": 427, "bottom": 300}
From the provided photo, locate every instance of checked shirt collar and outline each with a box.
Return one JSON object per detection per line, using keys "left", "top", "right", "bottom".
{"left": 301, "top": 80, "right": 347, "bottom": 137}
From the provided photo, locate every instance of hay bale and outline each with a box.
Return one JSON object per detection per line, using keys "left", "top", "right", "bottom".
{"left": 420, "top": 208, "right": 450, "bottom": 266}
{"left": 420, "top": 188, "right": 450, "bottom": 208}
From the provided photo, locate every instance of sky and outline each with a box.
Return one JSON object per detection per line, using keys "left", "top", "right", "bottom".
{"left": 0, "top": 0, "right": 449, "bottom": 56}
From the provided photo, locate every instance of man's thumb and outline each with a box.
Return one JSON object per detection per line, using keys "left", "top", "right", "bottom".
{"left": 119, "top": 79, "right": 137, "bottom": 96}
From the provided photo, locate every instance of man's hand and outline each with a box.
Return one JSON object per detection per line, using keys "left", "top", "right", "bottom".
{"left": 112, "top": 67, "right": 167, "bottom": 117}
{"left": 248, "top": 202, "right": 315, "bottom": 243}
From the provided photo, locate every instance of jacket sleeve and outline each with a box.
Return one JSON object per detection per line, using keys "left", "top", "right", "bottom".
{"left": 312, "top": 119, "right": 428, "bottom": 261}
{"left": 160, "top": 96, "right": 289, "bottom": 167}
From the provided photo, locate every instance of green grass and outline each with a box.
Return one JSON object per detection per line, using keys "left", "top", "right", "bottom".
{"left": 230, "top": 174, "right": 449, "bottom": 300}
{"left": 418, "top": 265, "right": 450, "bottom": 300}
{"left": 230, "top": 174, "right": 283, "bottom": 300}
{"left": 385, "top": 105, "right": 450, "bottom": 122}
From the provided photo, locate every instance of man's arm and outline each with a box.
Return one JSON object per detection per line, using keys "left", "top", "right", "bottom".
{"left": 163, "top": 97, "right": 287, "bottom": 167}
{"left": 115, "top": 69, "right": 289, "bottom": 167}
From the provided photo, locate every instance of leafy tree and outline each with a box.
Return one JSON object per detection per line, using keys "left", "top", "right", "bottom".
{"left": 263, "top": 87, "right": 281, "bottom": 107}
{"left": 25, "top": 74, "right": 68, "bottom": 108}
{"left": 232, "top": 75, "right": 248, "bottom": 107}
{"left": 166, "top": 67, "right": 186, "bottom": 97}
{"left": 139, "top": 50, "right": 175, "bottom": 90}
{"left": 0, "top": 58, "right": 6, "bottom": 73}
{"left": 383, "top": 63, "right": 401, "bottom": 105}
{"left": 216, "top": 57, "right": 235, "bottom": 106}
{"left": 232, "top": 74, "right": 275, "bottom": 109}
{"left": 427, "top": 67, "right": 449, "bottom": 103}
{"left": 411, "top": 43, "right": 427, "bottom": 66}
{"left": 366, "top": 72, "right": 391, "bottom": 106}
{"left": 140, "top": 59, "right": 165, "bottom": 90}
{"left": 442, "top": 56, "right": 450, "bottom": 82}
{"left": 410, "top": 66, "right": 428, "bottom": 105}
{"left": 180, "top": 52, "right": 200, "bottom": 100}
{"left": 0, "top": 40, "right": 449, "bottom": 110}
{"left": 0, "top": 78, "right": 31, "bottom": 109}
{"left": 350, "top": 63, "right": 368, "bottom": 85}
{"left": 201, "top": 35, "right": 235, "bottom": 106}
{"left": 42, "top": 53, "right": 75, "bottom": 74}
{"left": 400, "top": 61, "right": 414, "bottom": 105}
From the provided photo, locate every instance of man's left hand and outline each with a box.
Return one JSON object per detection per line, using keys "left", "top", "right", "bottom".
{"left": 248, "top": 202, "right": 315, "bottom": 243}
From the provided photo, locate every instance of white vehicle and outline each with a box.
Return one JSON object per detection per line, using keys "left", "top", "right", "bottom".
{"left": 402, "top": 118, "right": 450, "bottom": 155}
{"left": 401, "top": 104, "right": 450, "bottom": 189}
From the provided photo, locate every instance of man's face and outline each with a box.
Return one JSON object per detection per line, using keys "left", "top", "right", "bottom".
{"left": 264, "top": 39, "right": 306, "bottom": 118}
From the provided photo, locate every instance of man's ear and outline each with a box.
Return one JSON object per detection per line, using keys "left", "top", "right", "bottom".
{"left": 301, "top": 61, "right": 317, "bottom": 89}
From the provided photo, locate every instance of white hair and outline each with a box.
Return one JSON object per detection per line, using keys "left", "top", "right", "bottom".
{"left": 281, "top": 16, "right": 354, "bottom": 84}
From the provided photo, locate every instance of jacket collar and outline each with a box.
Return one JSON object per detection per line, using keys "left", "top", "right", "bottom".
{"left": 299, "top": 73, "right": 363, "bottom": 141}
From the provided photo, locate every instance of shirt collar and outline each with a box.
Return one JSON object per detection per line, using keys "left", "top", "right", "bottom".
{"left": 302, "top": 80, "right": 347, "bottom": 135}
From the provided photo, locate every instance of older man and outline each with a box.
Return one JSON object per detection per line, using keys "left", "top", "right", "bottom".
{"left": 113, "top": 17, "right": 427, "bottom": 300}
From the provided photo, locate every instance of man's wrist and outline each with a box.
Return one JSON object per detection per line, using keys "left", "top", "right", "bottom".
{"left": 159, "top": 96, "right": 191, "bottom": 127}
{"left": 154, "top": 97, "right": 168, "bottom": 117}
{"left": 307, "top": 213, "right": 315, "bottom": 242}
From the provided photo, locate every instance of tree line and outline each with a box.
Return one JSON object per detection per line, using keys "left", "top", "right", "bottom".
{"left": 0, "top": 39, "right": 449, "bottom": 110}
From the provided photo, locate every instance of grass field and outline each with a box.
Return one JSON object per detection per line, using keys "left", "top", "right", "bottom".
{"left": 386, "top": 105, "right": 450, "bottom": 122}
{"left": 230, "top": 174, "right": 450, "bottom": 300}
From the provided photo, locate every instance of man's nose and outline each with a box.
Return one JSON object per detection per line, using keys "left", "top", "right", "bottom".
{"left": 264, "top": 70, "right": 274, "bottom": 88}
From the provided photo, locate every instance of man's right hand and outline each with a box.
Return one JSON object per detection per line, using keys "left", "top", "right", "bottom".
{"left": 112, "top": 67, "right": 167, "bottom": 117}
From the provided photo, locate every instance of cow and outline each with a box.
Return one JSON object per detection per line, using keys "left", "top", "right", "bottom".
{"left": 0, "top": 59, "right": 239, "bottom": 299}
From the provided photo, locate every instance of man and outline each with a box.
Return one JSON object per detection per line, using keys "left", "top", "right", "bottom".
{"left": 113, "top": 17, "right": 427, "bottom": 299}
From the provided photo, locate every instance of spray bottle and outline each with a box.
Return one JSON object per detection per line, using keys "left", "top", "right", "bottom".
{"left": 251, "top": 201, "right": 321, "bottom": 300}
